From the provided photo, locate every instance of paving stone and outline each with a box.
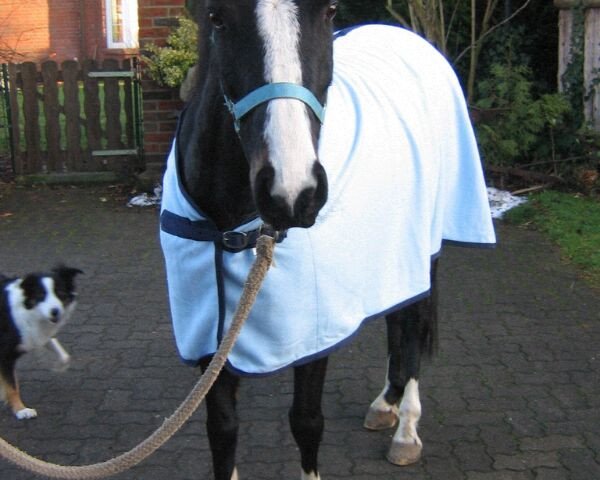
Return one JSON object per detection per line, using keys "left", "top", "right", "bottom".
{"left": 493, "top": 451, "right": 561, "bottom": 470}
{"left": 521, "top": 435, "right": 585, "bottom": 452}
{"left": 478, "top": 423, "right": 519, "bottom": 456}
{"left": 559, "top": 448, "right": 600, "bottom": 479}
{"left": 466, "top": 472, "right": 533, "bottom": 480}
{"left": 532, "top": 467, "right": 571, "bottom": 480}
{"left": 0, "top": 186, "right": 599, "bottom": 479}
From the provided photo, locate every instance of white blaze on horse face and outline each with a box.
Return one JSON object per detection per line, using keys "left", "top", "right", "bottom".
{"left": 256, "top": 0, "right": 318, "bottom": 208}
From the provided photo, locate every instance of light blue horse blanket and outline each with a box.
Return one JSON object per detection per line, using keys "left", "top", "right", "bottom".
{"left": 160, "top": 25, "right": 496, "bottom": 375}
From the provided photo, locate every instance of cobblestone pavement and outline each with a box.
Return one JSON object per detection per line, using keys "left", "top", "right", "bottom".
{"left": 0, "top": 184, "right": 599, "bottom": 480}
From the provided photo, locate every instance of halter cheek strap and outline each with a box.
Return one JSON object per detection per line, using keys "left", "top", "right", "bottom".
{"left": 224, "top": 82, "right": 326, "bottom": 133}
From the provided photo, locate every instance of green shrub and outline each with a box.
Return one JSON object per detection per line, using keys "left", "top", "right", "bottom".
{"left": 143, "top": 17, "right": 198, "bottom": 88}
{"left": 475, "top": 63, "right": 570, "bottom": 168}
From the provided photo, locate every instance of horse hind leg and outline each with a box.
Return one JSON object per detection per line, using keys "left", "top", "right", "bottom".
{"left": 365, "top": 306, "right": 428, "bottom": 465}
{"left": 201, "top": 358, "right": 240, "bottom": 480}
{"left": 364, "top": 260, "right": 438, "bottom": 466}
{"left": 363, "top": 309, "right": 423, "bottom": 465}
{"left": 289, "top": 357, "right": 328, "bottom": 480}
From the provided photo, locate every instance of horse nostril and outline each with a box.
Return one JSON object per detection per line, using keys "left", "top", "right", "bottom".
{"left": 292, "top": 162, "right": 328, "bottom": 227}
{"left": 312, "top": 161, "right": 328, "bottom": 203}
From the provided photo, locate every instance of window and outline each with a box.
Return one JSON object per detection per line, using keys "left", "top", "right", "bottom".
{"left": 106, "top": 0, "right": 139, "bottom": 49}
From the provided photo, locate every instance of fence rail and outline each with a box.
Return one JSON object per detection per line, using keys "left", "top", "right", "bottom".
{"left": 0, "top": 58, "right": 143, "bottom": 177}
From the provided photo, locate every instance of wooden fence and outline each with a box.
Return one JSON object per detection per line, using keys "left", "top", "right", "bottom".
{"left": 2, "top": 58, "right": 143, "bottom": 177}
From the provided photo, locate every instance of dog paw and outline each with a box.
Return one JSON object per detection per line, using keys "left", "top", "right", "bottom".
{"left": 16, "top": 408, "right": 38, "bottom": 420}
{"left": 53, "top": 356, "right": 71, "bottom": 372}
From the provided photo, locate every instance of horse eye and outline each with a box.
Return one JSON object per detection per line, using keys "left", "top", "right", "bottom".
{"left": 325, "top": 3, "right": 337, "bottom": 21}
{"left": 209, "top": 12, "right": 225, "bottom": 30}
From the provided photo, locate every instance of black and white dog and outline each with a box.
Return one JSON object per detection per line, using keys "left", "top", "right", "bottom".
{"left": 0, "top": 266, "right": 82, "bottom": 419}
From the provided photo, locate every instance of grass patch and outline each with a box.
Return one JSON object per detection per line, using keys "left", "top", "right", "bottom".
{"left": 504, "top": 190, "right": 600, "bottom": 288}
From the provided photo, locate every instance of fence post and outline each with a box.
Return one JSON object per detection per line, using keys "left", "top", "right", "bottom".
{"left": 102, "top": 58, "right": 124, "bottom": 151}
{"left": 555, "top": 0, "right": 600, "bottom": 129}
{"left": 21, "top": 62, "right": 42, "bottom": 173}
{"left": 62, "top": 60, "right": 82, "bottom": 171}
{"left": 132, "top": 57, "right": 145, "bottom": 172}
{"left": 583, "top": 7, "right": 600, "bottom": 128}
{"left": 556, "top": 4, "right": 574, "bottom": 90}
{"left": 1, "top": 64, "right": 15, "bottom": 175}
{"left": 82, "top": 59, "right": 102, "bottom": 171}
{"left": 42, "top": 61, "right": 61, "bottom": 172}
{"left": 123, "top": 59, "right": 135, "bottom": 152}
{"left": 6, "top": 64, "right": 20, "bottom": 173}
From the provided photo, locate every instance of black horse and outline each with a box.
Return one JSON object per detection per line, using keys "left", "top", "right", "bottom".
{"left": 161, "top": 1, "right": 495, "bottom": 479}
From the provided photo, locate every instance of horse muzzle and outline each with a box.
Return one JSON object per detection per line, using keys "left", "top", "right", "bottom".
{"left": 254, "top": 161, "right": 328, "bottom": 230}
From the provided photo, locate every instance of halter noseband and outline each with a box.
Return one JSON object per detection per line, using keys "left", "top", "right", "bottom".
{"left": 224, "top": 82, "right": 325, "bottom": 133}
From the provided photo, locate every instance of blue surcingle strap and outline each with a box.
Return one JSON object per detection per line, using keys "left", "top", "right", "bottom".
{"left": 224, "top": 82, "right": 325, "bottom": 133}
{"left": 160, "top": 210, "right": 287, "bottom": 253}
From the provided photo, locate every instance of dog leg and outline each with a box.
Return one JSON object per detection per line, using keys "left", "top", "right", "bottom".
{"left": 47, "top": 338, "right": 71, "bottom": 371}
{"left": 0, "top": 372, "right": 37, "bottom": 420}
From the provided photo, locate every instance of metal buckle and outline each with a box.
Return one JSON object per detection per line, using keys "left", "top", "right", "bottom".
{"left": 258, "top": 224, "right": 281, "bottom": 242}
{"left": 222, "top": 231, "right": 249, "bottom": 250}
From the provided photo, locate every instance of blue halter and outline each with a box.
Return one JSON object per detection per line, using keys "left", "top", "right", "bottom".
{"left": 224, "top": 82, "right": 325, "bottom": 133}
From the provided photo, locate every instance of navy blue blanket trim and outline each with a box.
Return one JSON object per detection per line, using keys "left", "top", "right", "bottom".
{"left": 215, "top": 242, "right": 226, "bottom": 344}
{"left": 442, "top": 239, "right": 496, "bottom": 249}
{"left": 178, "top": 288, "right": 432, "bottom": 375}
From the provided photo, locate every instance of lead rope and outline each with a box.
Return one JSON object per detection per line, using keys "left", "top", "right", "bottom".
{"left": 0, "top": 234, "right": 276, "bottom": 479}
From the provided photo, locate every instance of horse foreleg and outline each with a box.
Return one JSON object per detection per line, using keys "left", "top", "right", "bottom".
{"left": 201, "top": 358, "right": 240, "bottom": 480}
{"left": 289, "top": 357, "right": 328, "bottom": 480}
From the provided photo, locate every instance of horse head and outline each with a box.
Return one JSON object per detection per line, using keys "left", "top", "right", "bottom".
{"left": 203, "top": 0, "right": 336, "bottom": 230}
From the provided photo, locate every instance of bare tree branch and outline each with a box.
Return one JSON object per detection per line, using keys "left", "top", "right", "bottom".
{"left": 385, "top": 0, "right": 411, "bottom": 29}
{"left": 454, "top": 0, "right": 533, "bottom": 64}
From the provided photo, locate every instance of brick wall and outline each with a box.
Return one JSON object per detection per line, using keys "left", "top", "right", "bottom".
{"left": 0, "top": 1, "right": 138, "bottom": 64}
{"left": 47, "top": 0, "right": 83, "bottom": 61}
{"left": 1, "top": 0, "right": 54, "bottom": 62}
{"left": 138, "top": 0, "right": 186, "bottom": 168}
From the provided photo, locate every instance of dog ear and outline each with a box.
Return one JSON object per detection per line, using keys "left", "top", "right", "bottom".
{"left": 52, "top": 265, "right": 84, "bottom": 283}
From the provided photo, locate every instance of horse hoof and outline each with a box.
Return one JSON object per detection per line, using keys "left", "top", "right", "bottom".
{"left": 363, "top": 407, "right": 398, "bottom": 430}
{"left": 386, "top": 441, "right": 422, "bottom": 466}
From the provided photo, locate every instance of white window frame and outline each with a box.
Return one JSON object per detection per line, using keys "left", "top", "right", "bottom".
{"left": 105, "top": 0, "right": 139, "bottom": 49}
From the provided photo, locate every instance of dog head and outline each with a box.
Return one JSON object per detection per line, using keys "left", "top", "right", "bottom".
{"left": 18, "top": 266, "right": 83, "bottom": 327}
